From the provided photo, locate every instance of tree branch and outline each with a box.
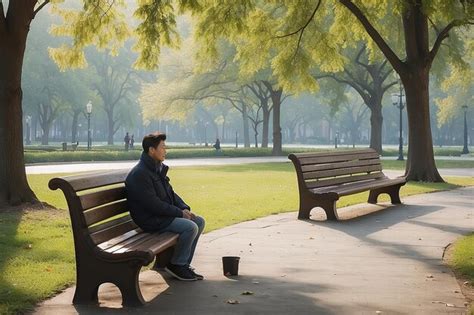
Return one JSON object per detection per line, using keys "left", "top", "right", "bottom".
{"left": 428, "top": 20, "right": 458, "bottom": 64}
{"left": 276, "top": 0, "right": 322, "bottom": 60}
{"left": 338, "top": 0, "right": 405, "bottom": 73}
{"left": 33, "top": 0, "right": 50, "bottom": 19}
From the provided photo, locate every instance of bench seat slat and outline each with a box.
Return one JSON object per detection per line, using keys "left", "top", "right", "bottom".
{"left": 106, "top": 232, "right": 155, "bottom": 253}
{"left": 301, "top": 158, "right": 380, "bottom": 173}
{"left": 306, "top": 172, "right": 384, "bottom": 189}
{"left": 90, "top": 217, "right": 138, "bottom": 245}
{"left": 312, "top": 177, "right": 406, "bottom": 196}
{"left": 80, "top": 186, "right": 126, "bottom": 211}
{"left": 303, "top": 164, "right": 382, "bottom": 180}
{"left": 97, "top": 228, "right": 143, "bottom": 251}
{"left": 110, "top": 232, "right": 178, "bottom": 255}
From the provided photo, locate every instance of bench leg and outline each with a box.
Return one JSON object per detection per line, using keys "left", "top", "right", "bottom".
{"left": 115, "top": 266, "right": 146, "bottom": 307}
{"left": 299, "top": 197, "right": 339, "bottom": 221}
{"left": 368, "top": 185, "right": 402, "bottom": 204}
{"left": 73, "top": 278, "right": 100, "bottom": 305}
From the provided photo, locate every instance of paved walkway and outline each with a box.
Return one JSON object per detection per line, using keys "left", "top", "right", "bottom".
{"left": 35, "top": 187, "right": 473, "bottom": 314}
{"left": 26, "top": 156, "right": 474, "bottom": 177}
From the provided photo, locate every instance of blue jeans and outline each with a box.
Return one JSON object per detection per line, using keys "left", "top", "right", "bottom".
{"left": 159, "top": 216, "right": 205, "bottom": 266}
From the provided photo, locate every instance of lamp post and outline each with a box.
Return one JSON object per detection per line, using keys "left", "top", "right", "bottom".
{"left": 462, "top": 105, "right": 469, "bottom": 154}
{"left": 391, "top": 83, "right": 406, "bottom": 161}
{"left": 86, "top": 101, "right": 92, "bottom": 150}
{"left": 25, "top": 115, "right": 31, "bottom": 145}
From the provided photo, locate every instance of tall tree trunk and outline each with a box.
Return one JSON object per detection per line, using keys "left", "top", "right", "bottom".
{"left": 242, "top": 103, "right": 250, "bottom": 147}
{"left": 403, "top": 71, "right": 442, "bottom": 181}
{"left": 270, "top": 89, "right": 283, "bottom": 155}
{"left": 261, "top": 101, "right": 270, "bottom": 147}
{"left": 369, "top": 103, "right": 383, "bottom": 154}
{"left": 41, "top": 123, "right": 50, "bottom": 145}
{"left": 71, "top": 110, "right": 80, "bottom": 143}
{"left": 107, "top": 109, "right": 114, "bottom": 145}
{"left": 0, "top": 5, "right": 37, "bottom": 206}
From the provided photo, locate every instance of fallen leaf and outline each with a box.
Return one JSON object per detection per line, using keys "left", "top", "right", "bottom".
{"left": 226, "top": 299, "right": 239, "bottom": 304}
{"left": 454, "top": 290, "right": 460, "bottom": 293}
{"left": 463, "top": 281, "right": 469, "bottom": 285}
{"left": 426, "top": 274, "right": 434, "bottom": 278}
{"left": 241, "top": 291, "right": 254, "bottom": 295}
{"left": 309, "top": 237, "right": 314, "bottom": 240}
{"left": 24, "top": 244, "right": 32, "bottom": 250}
{"left": 249, "top": 243, "right": 252, "bottom": 246}
{"left": 281, "top": 274, "right": 286, "bottom": 277}
{"left": 419, "top": 238, "right": 422, "bottom": 240}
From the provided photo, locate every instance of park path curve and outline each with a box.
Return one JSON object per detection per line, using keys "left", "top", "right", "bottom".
{"left": 35, "top": 187, "right": 473, "bottom": 314}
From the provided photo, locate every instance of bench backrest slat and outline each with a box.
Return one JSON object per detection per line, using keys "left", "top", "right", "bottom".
{"left": 58, "top": 170, "right": 130, "bottom": 192}
{"left": 306, "top": 172, "right": 384, "bottom": 189}
{"left": 301, "top": 158, "right": 380, "bottom": 173}
{"left": 84, "top": 200, "right": 129, "bottom": 226}
{"left": 298, "top": 151, "right": 379, "bottom": 165}
{"left": 289, "top": 148, "right": 386, "bottom": 191}
{"left": 79, "top": 186, "right": 126, "bottom": 211}
{"left": 303, "top": 164, "right": 382, "bottom": 180}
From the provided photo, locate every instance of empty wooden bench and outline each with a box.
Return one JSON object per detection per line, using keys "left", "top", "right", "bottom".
{"left": 288, "top": 149, "right": 406, "bottom": 220}
{"left": 49, "top": 170, "right": 178, "bottom": 306}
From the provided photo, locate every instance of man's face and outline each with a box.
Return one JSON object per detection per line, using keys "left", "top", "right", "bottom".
{"left": 149, "top": 140, "right": 166, "bottom": 162}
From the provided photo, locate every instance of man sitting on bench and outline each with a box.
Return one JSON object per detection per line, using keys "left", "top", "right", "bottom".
{"left": 125, "top": 132, "right": 205, "bottom": 281}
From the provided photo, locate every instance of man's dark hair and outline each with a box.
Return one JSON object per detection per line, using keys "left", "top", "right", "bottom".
{"left": 142, "top": 132, "right": 166, "bottom": 153}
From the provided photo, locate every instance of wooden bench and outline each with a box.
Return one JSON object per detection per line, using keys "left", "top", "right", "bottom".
{"left": 49, "top": 170, "right": 178, "bottom": 306}
{"left": 288, "top": 149, "right": 406, "bottom": 220}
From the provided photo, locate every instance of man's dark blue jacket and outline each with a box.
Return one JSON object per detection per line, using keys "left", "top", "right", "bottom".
{"left": 125, "top": 152, "right": 190, "bottom": 231}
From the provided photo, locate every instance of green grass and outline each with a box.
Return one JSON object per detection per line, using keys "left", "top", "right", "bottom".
{"left": 449, "top": 233, "right": 474, "bottom": 283}
{"left": 0, "top": 163, "right": 473, "bottom": 314}
{"left": 381, "top": 159, "right": 474, "bottom": 170}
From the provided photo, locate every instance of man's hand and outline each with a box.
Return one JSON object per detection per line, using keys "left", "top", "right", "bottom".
{"left": 182, "top": 209, "right": 195, "bottom": 220}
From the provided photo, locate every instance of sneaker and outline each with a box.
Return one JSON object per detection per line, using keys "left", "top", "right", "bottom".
{"left": 165, "top": 264, "right": 197, "bottom": 281}
{"left": 188, "top": 267, "right": 204, "bottom": 280}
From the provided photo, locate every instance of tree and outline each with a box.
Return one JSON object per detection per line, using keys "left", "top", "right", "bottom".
{"left": 0, "top": 0, "right": 190, "bottom": 206}
{"left": 316, "top": 44, "right": 397, "bottom": 153}
{"left": 190, "top": 0, "right": 473, "bottom": 181}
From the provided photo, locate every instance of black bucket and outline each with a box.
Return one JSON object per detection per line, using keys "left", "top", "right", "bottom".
{"left": 222, "top": 256, "right": 240, "bottom": 276}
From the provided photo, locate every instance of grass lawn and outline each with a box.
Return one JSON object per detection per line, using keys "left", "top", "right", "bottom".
{"left": 448, "top": 233, "right": 474, "bottom": 313}
{"left": 0, "top": 163, "right": 473, "bottom": 314}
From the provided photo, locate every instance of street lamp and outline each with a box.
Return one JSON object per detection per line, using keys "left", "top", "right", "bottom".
{"left": 462, "top": 105, "right": 469, "bottom": 154}
{"left": 25, "top": 115, "right": 32, "bottom": 145}
{"left": 86, "top": 101, "right": 92, "bottom": 150}
{"left": 391, "top": 83, "right": 406, "bottom": 161}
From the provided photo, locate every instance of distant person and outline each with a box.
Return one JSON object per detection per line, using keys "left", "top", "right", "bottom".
{"left": 130, "top": 134, "right": 135, "bottom": 149}
{"left": 125, "top": 132, "right": 205, "bottom": 281}
{"left": 213, "top": 138, "right": 221, "bottom": 151}
{"left": 124, "top": 132, "right": 130, "bottom": 151}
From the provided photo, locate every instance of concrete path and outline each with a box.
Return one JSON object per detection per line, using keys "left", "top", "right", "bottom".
{"left": 26, "top": 156, "right": 474, "bottom": 177}
{"left": 35, "top": 187, "right": 473, "bottom": 314}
